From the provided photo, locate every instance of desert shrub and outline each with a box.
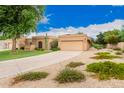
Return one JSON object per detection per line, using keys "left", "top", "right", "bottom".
{"left": 66, "top": 62, "right": 84, "bottom": 68}
{"left": 55, "top": 68, "right": 85, "bottom": 83}
{"left": 96, "top": 52, "right": 110, "bottom": 55}
{"left": 92, "top": 43, "right": 104, "bottom": 49}
{"left": 86, "top": 61, "right": 124, "bottom": 80}
{"left": 13, "top": 72, "right": 49, "bottom": 84}
{"left": 115, "top": 51, "right": 122, "bottom": 55}
{"left": 92, "top": 52, "right": 121, "bottom": 59}
{"left": 86, "top": 62, "right": 103, "bottom": 73}
{"left": 113, "top": 48, "right": 121, "bottom": 51}
{"left": 122, "top": 50, "right": 124, "bottom": 53}
{"left": 51, "top": 48, "right": 60, "bottom": 51}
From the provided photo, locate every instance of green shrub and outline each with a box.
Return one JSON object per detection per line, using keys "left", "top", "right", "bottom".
{"left": 86, "top": 61, "right": 124, "bottom": 80}
{"left": 92, "top": 43, "right": 104, "bottom": 49}
{"left": 86, "top": 62, "right": 103, "bottom": 73}
{"left": 51, "top": 48, "right": 60, "bottom": 51}
{"left": 66, "top": 62, "right": 84, "bottom": 68}
{"left": 111, "top": 63, "right": 124, "bottom": 80}
{"left": 13, "top": 72, "right": 49, "bottom": 84}
{"left": 20, "top": 47, "right": 25, "bottom": 50}
{"left": 92, "top": 52, "right": 121, "bottom": 59}
{"left": 96, "top": 52, "right": 110, "bottom": 55}
{"left": 55, "top": 68, "right": 85, "bottom": 83}
{"left": 122, "top": 50, "right": 124, "bottom": 53}
{"left": 115, "top": 51, "right": 122, "bottom": 55}
{"left": 113, "top": 48, "right": 121, "bottom": 51}
{"left": 35, "top": 48, "right": 44, "bottom": 51}
{"left": 50, "top": 39, "right": 58, "bottom": 49}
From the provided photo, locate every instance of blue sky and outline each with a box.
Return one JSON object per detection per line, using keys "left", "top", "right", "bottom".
{"left": 34, "top": 5, "right": 124, "bottom": 38}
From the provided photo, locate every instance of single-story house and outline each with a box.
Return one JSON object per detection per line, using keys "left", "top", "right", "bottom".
{"left": 0, "top": 34, "right": 91, "bottom": 51}
{"left": 58, "top": 34, "right": 91, "bottom": 51}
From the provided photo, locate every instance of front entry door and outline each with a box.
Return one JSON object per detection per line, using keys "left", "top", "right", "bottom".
{"left": 38, "top": 41, "right": 42, "bottom": 48}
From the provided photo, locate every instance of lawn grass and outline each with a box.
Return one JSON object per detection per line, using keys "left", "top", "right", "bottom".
{"left": 0, "top": 50, "right": 50, "bottom": 61}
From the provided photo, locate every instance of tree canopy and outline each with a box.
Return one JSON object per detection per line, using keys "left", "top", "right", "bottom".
{"left": 95, "top": 28, "right": 124, "bottom": 45}
{"left": 103, "top": 29, "right": 120, "bottom": 44}
{"left": 95, "top": 32, "right": 106, "bottom": 45}
{"left": 0, "top": 5, "right": 45, "bottom": 51}
{"left": 0, "top": 6, "right": 45, "bottom": 38}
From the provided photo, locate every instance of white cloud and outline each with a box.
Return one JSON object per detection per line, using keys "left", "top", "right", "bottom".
{"left": 40, "top": 16, "right": 49, "bottom": 24}
{"left": 28, "top": 19, "right": 124, "bottom": 38}
{"left": 40, "top": 14, "right": 53, "bottom": 24}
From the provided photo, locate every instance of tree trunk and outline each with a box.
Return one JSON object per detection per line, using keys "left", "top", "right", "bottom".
{"left": 12, "top": 38, "right": 16, "bottom": 52}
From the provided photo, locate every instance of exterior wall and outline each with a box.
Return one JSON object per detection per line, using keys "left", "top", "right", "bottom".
{"left": 0, "top": 40, "right": 8, "bottom": 49}
{"left": 107, "top": 44, "right": 118, "bottom": 49}
{"left": 17, "top": 37, "right": 27, "bottom": 49}
{"left": 32, "top": 36, "right": 57, "bottom": 50}
{"left": 107, "top": 42, "right": 124, "bottom": 50}
{"left": 118, "top": 42, "right": 124, "bottom": 49}
{"left": 58, "top": 34, "right": 91, "bottom": 51}
{"left": 0, "top": 40, "right": 12, "bottom": 50}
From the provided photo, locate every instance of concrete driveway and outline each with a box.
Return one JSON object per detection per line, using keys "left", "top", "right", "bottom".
{"left": 0, "top": 51, "right": 81, "bottom": 78}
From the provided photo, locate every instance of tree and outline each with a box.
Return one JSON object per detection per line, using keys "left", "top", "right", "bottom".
{"left": 50, "top": 39, "right": 58, "bottom": 49}
{"left": 0, "top": 6, "right": 45, "bottom": 52}
{"left": 119, "top": 26, "right": 124, "bottom": 42}
{"left": 77, "top": 32, "right": 83, "bottom": 34}
{"left": 95, "top": 32, "right": 106, "bottom": 45}
{"left": 103, "top": 29, "right": 120, "bottom": 44}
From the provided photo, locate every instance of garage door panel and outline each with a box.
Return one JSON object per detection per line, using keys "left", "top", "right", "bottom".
{"left": 60, "top": 41, "right": 83, "bottom": 51}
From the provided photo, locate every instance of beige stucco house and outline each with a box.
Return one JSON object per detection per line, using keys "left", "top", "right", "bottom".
{"left": 58, "top": 34, "right": 91, "bottom": 51}
{"left": 0, "top": 34, "right": 91, "bottom": 51}
{"left": 25, "top": 36, "right": 57, "bottom": 50}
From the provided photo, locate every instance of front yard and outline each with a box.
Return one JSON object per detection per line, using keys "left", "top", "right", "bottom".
{"left": 0, "top": 50, "right": 50, "bottom": 61}
{"left": 0, "top": 49, "right": 124, "bottom": 88}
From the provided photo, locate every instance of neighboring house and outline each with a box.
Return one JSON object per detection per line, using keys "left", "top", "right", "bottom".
{"left": 58, "top": 34, "right": 91, "bottom": 51}
{"left": 0, "top": 34, "right": 92, "bottom": 51}
{"left": 0, "top": 40, "right": 12, "bottom": 50}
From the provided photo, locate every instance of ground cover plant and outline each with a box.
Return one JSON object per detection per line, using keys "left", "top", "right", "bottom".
{"left": 92, "top": 43, "right": 104, "bottom": 49}
{"left": 55, "top": 68, "right": 85, "bottom": 83}
{"left": 51, "top": 48, "right": 60, "bottom": 51}
{"left": 86, "top": 61, "right": 124, "bottom": 80}
{"left": 13, "top": 72, "right": 49, "bottom": 84}
{"left": 122, "top": 50, "right": 124, "bottom": 53}
{"left": 113, "top": 48, "right": 121, "bottom": 51}
{"left": 115, "top": 51, "right": 123, "bottom": 55}
{"left": 91, "top": 52, "right": 121, "bottom": 59}
{"left": 66, "top": 62, "right": 84, "bottom": 68}
{"left": 0, "top": 50, "right": 50, "bottom": 61}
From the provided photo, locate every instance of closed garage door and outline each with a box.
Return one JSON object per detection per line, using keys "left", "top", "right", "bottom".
{"left": 60, "top": 41, "right": 83, "bottom": 51}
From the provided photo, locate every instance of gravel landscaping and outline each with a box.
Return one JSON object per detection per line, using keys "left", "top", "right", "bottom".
{"left": 0, "top": 49, "right": 124, "bottom": 88}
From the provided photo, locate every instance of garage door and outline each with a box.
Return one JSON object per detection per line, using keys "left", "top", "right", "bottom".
{"left": 60, "top": 41, "right": 83, "bottom": 51}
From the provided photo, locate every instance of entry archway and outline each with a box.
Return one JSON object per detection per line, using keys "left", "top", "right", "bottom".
{"left": 38, "top": 41, "right": 42, "bottom": 48}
